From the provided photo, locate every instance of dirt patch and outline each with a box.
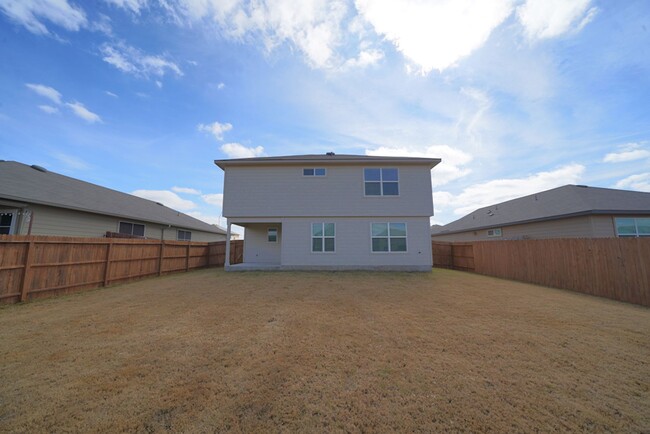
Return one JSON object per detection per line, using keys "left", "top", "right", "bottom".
{"left": 1, "top": 269, "right": 648, "bottom": 432}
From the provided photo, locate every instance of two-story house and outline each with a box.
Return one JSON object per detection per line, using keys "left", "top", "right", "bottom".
{"left": 215, "top": 153, "right": 441, "bottom": 271}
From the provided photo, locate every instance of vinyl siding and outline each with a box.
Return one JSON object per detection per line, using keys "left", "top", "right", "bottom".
{"left": 243, "top": 224, "right": 281, "bottom": 264}
{"left": 16, "top": 204, "right": 225, "bottom": 241}
{"left": 431, "top": 215, "right": 620, "bottom": 242}
{"left": 275, "top": 217, "right": 432, "bottom": 268}
{"left": 222, "top": 164, "right": 434, "bottom": 218}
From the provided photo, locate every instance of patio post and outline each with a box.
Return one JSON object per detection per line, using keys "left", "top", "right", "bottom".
{"left": 225, "top": 222, "right": 231, "bottom": 268}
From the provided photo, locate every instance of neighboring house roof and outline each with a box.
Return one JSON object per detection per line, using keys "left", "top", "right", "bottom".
{"left": 215, "top": 153, "right": 441, "bottom": 169}
{"left": 0, "top": 161, "right": 225, "bottom": 234}
{"left": 432, "top": 184, "right": 650, "bottom": 236}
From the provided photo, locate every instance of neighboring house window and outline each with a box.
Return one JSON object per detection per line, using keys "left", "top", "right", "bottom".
{"left": 303, "top": 168, "right": 326, "bottom": 176}
{"left": 364, "top": 168, "right": 399, "bottom": 196}
{"left": 487, "top": 228, "right": 502, "bottom": 237}
{"left": 268, "top": 227, "right": 278, "bottom": 242}
{"left": 0, "top": 210, "right": 16, "bottom": 235}
{"left": 371, "top": 223, "right": 407, "bottom": 252}
{"left": 615, "top": 217, "right": 650, "bottom": 237}
{"left": 312, "top": 223, "right": 335, "bottom": 252}
{"left": 119, "top": 221, "right": 145, "bottom": 237}
{"left": 177, "top": 230, "right": 192, "bottom": 241}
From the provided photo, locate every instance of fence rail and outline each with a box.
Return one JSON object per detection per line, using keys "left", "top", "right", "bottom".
{"left": 432, "top": 238, "right": 650, "bottom": 307}
{"left": 0, "top": 235, "right": 243, "bottom": 304}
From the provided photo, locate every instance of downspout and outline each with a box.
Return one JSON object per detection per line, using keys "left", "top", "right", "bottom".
{"left": 26, "top": 208, "right": 34, "bottom": 235}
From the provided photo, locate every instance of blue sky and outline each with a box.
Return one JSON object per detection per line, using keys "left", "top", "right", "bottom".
{"left": 1, "top": 0, "right": 649, "bottom": 229}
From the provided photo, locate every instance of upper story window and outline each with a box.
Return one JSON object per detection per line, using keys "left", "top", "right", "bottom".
{"left": 119, "top": 221, "right": 145, "bottom": 237}
{"left": 177, "top": 230, "right": 192, "bottom": 241}
{"left": 364, "top": 168, "right": 399, "bottom": 196}
{"left": 303, "top": 168, "right": 326, "bottom": 176}
{"left": 615, "top": 217, "right": 650, "bottom": 237}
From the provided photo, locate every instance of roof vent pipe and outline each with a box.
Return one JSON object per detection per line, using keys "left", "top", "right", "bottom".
{"left": 31, "top": 165, "right": 47, "bottom": 173}
{"left": 326, "top": 152, "right": 335, "bottom": 156}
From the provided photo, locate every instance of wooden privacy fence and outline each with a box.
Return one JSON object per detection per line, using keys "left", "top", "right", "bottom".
{"left": 0, "top": 235, "right": 243, "bottom": 304}
{"left": 432, "top": 239, "right": 650, "bottom": 307}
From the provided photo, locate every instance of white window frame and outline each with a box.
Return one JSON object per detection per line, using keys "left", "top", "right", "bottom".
{"left": 303, "top": 168, "right": 327, "bottom": 177}
{"left": 177, "top": 229, "right": 192, "bottom": 241}
{"left": 363, "top": 168, "right": 399, "bottom": 197}
{"left": 0, "top": 209, "right": 18, "bottom": 235}
{"left": 487, "top": 228, "right": 502, "bottom": 237}
{"left": 267, "top": 227, "right": 278, "bottom": 243}
{"left": 311, "top": 222, "right": 336, "bottom": 253}
{"left": 370, "top": 222, "right": 408, "bottom": 253}
{"left": 614, "top": 217, "right": 650, "bottom": 237}
{"left": 118, "top": 221, "right": 145, "bottom": 237}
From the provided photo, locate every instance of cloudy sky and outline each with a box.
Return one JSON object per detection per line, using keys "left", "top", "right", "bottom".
{"left": 1, "top": 0, "right": 649, "bottom": 228}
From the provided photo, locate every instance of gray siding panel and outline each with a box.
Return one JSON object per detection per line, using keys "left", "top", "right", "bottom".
{"left": 431, "top": 215, "right": 620, "bottom": 242}
{"left": 223, "top": 164, "right": 434, "bottom": 218}
{"left": 243, "top": 224, "right": 281, "bottom": 264}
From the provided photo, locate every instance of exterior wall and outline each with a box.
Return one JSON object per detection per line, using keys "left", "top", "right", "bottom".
{"left": 243, "top": 224, "right": 282, "bottom": 264}
{"left": 222, "top": 164, "right": 434, "bottom": 218}
{"left": 13, "top": 204, "right": 225, "bottom": 241}
{"left": 431, "top": 215, "right": 619, "bottom": 242}
{"left": 279, "top": 217, "right": 432, "bottom": 270}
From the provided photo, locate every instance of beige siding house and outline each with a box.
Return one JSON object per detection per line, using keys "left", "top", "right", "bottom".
{"left": 431, "top": 185, "right": 650, "bottom": 241}
{"left": 216, "top": 154, "right": 441, "bottom": 271}
{"left": 0, "top": 161, "right": 226, "bottom": 241}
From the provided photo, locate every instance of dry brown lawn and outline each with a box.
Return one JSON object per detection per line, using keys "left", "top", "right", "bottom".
{"left": 0, "top": 269, "right": 648, "bottom": 433}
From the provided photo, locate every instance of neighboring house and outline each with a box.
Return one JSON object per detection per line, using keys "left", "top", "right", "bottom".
{"left": 215, "top": 153, "right": 441, "bottom": 271}
{"left": 431, "top": 184, "right": 650, "bottom": 242}
{"left": 0, "top": 161, "right": 226, "bottom": 241}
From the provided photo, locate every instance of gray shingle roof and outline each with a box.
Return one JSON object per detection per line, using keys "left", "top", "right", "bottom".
{"left": 215, "top": 153, "right": 441, "bottom": 169}
{"left": 0, "top": 161, "right": 225, "bottom": 234}
{"left": 432, "top": 185, "right": 650, "bottom": 235}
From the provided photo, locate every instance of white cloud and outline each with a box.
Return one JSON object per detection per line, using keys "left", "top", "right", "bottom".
{"left": 366, "top": 144, "right": 473, "bottom": 187}
{"left": 342, "top": 49, "right": 384, "bottom": 69}
{"left": 172, "top": 186, "right": 201, "bottom": 195}
{"left": 131, "top": 189, "right": 196, "bottom": 210}
{"left": 517, "top": 0, "right": 598, "bottom": 40}
{"left": 220, "top": 142, "right": 264, "bottom": 158}
{"left": 603, "top": 143, "right": 650, "bottom": 163}
{"left": 198, "top": 121, "right": 233, "bottom": 141}
{"left": 104, "top": 0, "right": 147, "bottom": 14}
{"left": 436, "top": 164, "right": 585, "bottom": 216}
{"left": 201, "top": 193, "right": 224, "bottom": 207}
{"left": 26, "top": 83, "right": 62, "bottom": 104}
{"left": 615, "top": 173, "right": 650, "bottom": 192}
{"left": 356, "top": 0, "right": 515, "bottom": 73}
{"left": 105, "top": 90, "right": 118, "bottom": 98}
{"left": 65, "top": 102, "right": 102, "bottom": 123}
{"left": 100, "top": 42, "right": 183, "bottom": 79}
{"left": 0, "top": 0, "right": 87, "bottom": 35}
{"left": 38, "top": 105, "right": 59, "bottom": 114}
{"left": 52, "top": 152, "right": 90, "bottom": 170}
{"left": 217, "top": 82, "right": 225, "bottom": 90}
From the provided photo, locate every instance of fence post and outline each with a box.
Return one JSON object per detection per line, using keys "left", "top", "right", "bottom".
{"left": 103, "top": 239, "right": 113, "bottom": 287}
{"left": 20, "top": 241, "right": 35, "bottom": 302}
{"left": 186, "top": 242, "right": 190, "bottom": 272}
{"left": 158, "top": 240, "right": 165, "bottom": 276}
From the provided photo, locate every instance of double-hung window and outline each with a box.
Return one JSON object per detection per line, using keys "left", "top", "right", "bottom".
{"left": 615, "top": 217, "right": 650, "bottom": 237}
{"left": 371, "top": 223, "right": 407, "bottom": 252}
{"left": 0, "top": 210, "right": 16, "bottom": 235}
{"left": 268, "top": 228, "right": 278, "bottom": 242}
{"left": 177, "top": 230, "right": 192, "bottom": 241}
{"left": 364, "top": 168, "right": 399, "bottom": 196}
{"left": 312, "top": 223, "right": 335, "bottom": 252}
{"left": 119, "top": 221, "right": 145, "bottom": 237}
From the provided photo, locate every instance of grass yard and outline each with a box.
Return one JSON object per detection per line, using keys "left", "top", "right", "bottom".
{"left": 0, "top": 268, "right": 648, "bottom": 432}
